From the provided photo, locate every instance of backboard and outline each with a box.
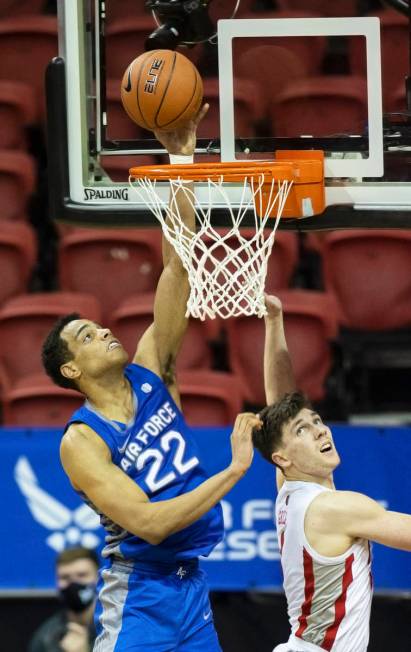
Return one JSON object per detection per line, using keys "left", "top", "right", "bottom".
{"left": 47, "top": 0, "right": 411, "bottom": 229}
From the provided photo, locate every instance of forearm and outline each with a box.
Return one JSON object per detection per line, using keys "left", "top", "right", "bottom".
{"left": 143, "top": 463, "right": 244, "bottom": 543}
{"left": 264, "top": 314, "right": 296, "bottom": 404}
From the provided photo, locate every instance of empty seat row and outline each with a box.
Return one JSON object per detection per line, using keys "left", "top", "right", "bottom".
{"left": 2, "top": 223, "right": 411, "bottom": 330}
{"left": 1, "top": 369, "right": 244, "bottom": 428}
{"left": 0, "top": 288, "right": 337, "bottom": 426}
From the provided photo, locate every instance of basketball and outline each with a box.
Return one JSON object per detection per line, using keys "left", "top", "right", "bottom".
{"left": 120, "top": 49, "right": 203, "bottom": 132}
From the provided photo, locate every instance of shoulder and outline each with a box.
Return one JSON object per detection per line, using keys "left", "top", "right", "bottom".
{"left": 61, "top": 423, "right": 111, "bottom": 489}
{"left": 307, "top": 489, "right": 378, "bottom": 531}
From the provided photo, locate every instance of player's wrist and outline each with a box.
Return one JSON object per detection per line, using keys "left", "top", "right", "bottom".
{"left": 228, "top": 460, "right": 249, "bottom": 479}
{"left": 169, "top": 153, "right": 194, "bottom": 164}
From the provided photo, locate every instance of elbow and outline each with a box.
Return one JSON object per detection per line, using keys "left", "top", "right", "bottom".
{"left": 136, "top": 512, "right": 170, "bottom": 545}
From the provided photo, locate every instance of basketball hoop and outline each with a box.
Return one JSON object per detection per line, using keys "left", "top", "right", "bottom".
{"left": 129, "top": 153, "right": 324, "bottom": 320}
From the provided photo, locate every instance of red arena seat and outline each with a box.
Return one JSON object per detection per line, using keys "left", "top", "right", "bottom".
{"left": 0, "top": 16, "right": 58, "bottom": 121}
{"left": 58, "top": 228, "right": 163, "bottom": 320}
{"left": 349, "top": 9, "right": 409, "bottom": 109}
{"left": 0, "top": 150, "right": 36, "bottom": 221}
{"left": 0, "top": 0, "right": 45, "bottom": 17}
{"left": 106, "top": 17, "right": 201, "bottom": 79}
{"left": 0, "top": 292, "right": 102, "bottom": 384}
{"left": 178, "top": 371, "right": 243, "bottom": 426}
{"left": 271, "top": 76, "right": 368, "bottom": 137}
{"left": 227, "top": 289, "right": 338, "bottom": 405}
{"left": 0, "top": 81, "right": 37, "bottom": 149}
{"left": 321, "top": 230, "right": 411, "bottom": 330}
{"left": 0, "top": 222, "right": 36, "bottom": 305}
{"left": 232, "top": 11, "right": 327, "bottom": 75}
{"left": 277, "top": 0, "right": 357, "bottom": 17}
{"left": 105, "top": 0, "right": 151, "bottom": 23}
{"left": 2, "top": 373, "right": 83, "bottom": 427}
{"left": 101, "top": 155, "right": 158, "bottom": 183}
{"left": 109, "top": 293, "right": 214, "bottom": 372}
{"left": 235, "top": 45, "right": 308, "bottom": 121}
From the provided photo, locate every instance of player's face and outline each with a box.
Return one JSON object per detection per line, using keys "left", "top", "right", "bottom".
{"left": 61, "top": 319, "right": 128, "bottom": 380}
{"left": 56, "top": 558, "right": 98, "bottom": 590}
{"left": 275, "top": 408, "right": 340, "bottom": 478}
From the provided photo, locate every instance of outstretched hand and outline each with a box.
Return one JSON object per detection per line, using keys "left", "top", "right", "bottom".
{"left": 154, "top": 103, "right": 209, "bottom": 156}
{"left": 230, "top": 412, "right": 262, "bottom": 476}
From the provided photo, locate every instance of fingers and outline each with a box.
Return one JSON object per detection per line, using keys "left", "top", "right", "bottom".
{"left": 233, "top": 412, "right": 263, "bottom": 434}
{"left": 193, "top": 102, "right": 209, "bottom": 127}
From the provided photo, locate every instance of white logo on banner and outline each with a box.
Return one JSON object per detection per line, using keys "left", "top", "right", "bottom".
{"left": 204, "top": 499, "right": 280, "bottom": 562}
{"left": 14, "top": 456, "right": 102, "bottom": 553}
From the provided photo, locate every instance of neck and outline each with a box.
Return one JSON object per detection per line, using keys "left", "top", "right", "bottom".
{"left": 81, "top": 367, "right": 133, "bottom": 420}
{"left": 284, "top": 470, "right": 335, "bottom": 489}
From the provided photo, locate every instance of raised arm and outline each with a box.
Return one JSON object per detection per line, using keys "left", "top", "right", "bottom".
{"left": 133, "top": 105, "right": 208, "bottom": 405}
{"left": 263, "top": 295, "right": 296, "bottom": 490}
{"left": 308, "top": 489, "right": 411, "bottom": 553}
{"left": 263, "top": 295, "right": 296, "bottom": 404}
{"left": 61, "top": 413, "right": 259, "bottom": 545}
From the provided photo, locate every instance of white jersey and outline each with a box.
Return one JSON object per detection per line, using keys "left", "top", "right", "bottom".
{"left": 275, "top": 481, "right": 373, "bottom": 652}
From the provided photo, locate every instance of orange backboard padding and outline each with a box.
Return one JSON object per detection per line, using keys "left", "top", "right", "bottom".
{"left": 130, "top": 150, "right": 325, "bottom": 218}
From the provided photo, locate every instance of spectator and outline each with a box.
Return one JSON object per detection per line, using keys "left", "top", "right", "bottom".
{"left": 28, "top": 547, "right": 99, "bottom": 652}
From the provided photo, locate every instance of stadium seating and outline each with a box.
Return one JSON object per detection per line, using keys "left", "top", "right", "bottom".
{"left": 0, "top": 150, "right": 36, "bottom": 221}
{"left": 226, "top": 289, "right": 338, "bottom": 405}
{"left": 387, "top": 82, "right": 407, "bottom": 114}
{"left": 0, "top": 222, "right": 36, "bottom": 305}
{"left": 109, "top": 293, "right": 214, "bottom": 371}
{"left": 58, "top": 228, "right": 163, "bottom": 320}
{"left": 100, "top": 155, "right": 158, "bottom": 183}
{"left": 0, "top": 16, "right": 58, "bottom": 121}
{"left": 235, "top": 45, "right": 307, "bottom": 121}
{"left": 232, "top": 11, "right": 327, "bottom": 75}
{"left": 0, "top": 81, "right": 37, "bottom": 150}
{"left": 348, "top": 9, "right": 409, "bottom": 109}
{"left": 0, "top": 0, "right": 46, "bottom": 17}
{"left": 2, "top": 373, "right": 83, "bottom": 427}
{"left": 276, "top": 0, "right": 357, "bottom": 17}
{"left": 178, "top": 371, "right": 243, "bottom": 426}
{"left": 271, "top": 76, "right": 368, "bottom": 137}
{"left": 105, "top": 17, "right": 201, "bottom": 79}
{"left": 105, "top": 0, "right": 151, "bottom": 23}
{"left": 321, "top": 230, "right": 411, "bottom": 330}
{"left": 0, "top": 292, "right": 102, "bottom": 384}
{"left": 196, "top": 77, "right": 262, "bottom": 139}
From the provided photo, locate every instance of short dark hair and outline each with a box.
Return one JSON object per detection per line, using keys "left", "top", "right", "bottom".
{"left": 56, "top": 546, "right": 99, "bottom": 569}
{"left": 252, "top": 391, "right": 312, "bottom": 465}
{"left": 42, "top": 313, "right": 80, "bottom": 390}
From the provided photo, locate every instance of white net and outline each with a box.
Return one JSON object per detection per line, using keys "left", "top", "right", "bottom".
{"left": 130, "top": 174, "right": 293, "bottom": 320}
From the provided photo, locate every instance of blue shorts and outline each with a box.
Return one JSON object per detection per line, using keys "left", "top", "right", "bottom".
{"left": 93, "top": 559, "right": 222, "bottom": 652}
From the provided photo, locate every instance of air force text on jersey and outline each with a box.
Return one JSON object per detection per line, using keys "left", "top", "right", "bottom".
{"left": 119, "top": 401, "right": 177, "bottom": 472}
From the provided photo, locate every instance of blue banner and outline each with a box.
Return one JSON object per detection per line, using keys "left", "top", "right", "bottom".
{"left": 0, "top": 426, "right": 410, "bottom": 592}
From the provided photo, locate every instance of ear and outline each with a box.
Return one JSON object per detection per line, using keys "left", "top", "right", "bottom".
{"left": 60, "top": 361, "right": 81, "bottom": 382}
{"left": 272, "top": 450, "right": 291, "bottom": 470}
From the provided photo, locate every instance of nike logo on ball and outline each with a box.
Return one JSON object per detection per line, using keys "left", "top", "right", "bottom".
{"left": 123, "top": 69, "right": 132, "bottom": 92}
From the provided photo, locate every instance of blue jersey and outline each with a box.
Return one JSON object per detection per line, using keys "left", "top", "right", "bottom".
{"left": 66, "top": 363, "right": 224, "bottom": 563}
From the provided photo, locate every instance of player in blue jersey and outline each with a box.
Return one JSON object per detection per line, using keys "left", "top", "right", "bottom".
{"left": 42, "top": 105, "right": 261, "bottom": 652}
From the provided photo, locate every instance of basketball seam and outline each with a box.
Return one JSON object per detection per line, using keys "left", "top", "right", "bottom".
{"left": 157, "top": 61, "right": 200, "bottom": 129}
{"left": 154, "top": 51, "right": 178, "bottom": 128}
{"left": 136, "top": 50, "right": 162, "bottom": 130}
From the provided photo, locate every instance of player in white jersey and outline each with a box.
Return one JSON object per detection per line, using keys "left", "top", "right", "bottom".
{"left": 252, "top": 296, "right": 411, "bottom": 652}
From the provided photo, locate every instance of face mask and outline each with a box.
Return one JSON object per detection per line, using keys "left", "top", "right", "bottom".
{"left": 59, "top": 582, "right": 96, "bottom": 613}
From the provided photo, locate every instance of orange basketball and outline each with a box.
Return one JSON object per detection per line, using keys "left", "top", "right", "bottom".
{"left": 121, "top": 49, "right": 203, "bottom": 132}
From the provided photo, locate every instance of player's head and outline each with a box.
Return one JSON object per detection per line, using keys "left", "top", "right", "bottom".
{"left": 252, "top": 391, "right": 340, "bottom": 479}
{"left": 42, "top": 313, "right": 128, "bottom": 392}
